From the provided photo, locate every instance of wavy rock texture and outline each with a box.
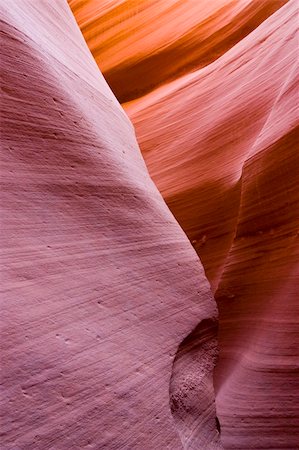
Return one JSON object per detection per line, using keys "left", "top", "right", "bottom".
{"left": 70, "top": 0, "right": 299, "bottom": 448}
{"left": 125, "top": 3, "right": 299, "bottom": 448}
{"left": 68, "top": 0, "right": 288, "bottom": 103}
{"left": 0, "top": 1, "right": 221, "bottom": 449}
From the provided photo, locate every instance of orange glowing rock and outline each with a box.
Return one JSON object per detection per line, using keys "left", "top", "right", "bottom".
{"left": 1, "top": 1, "right": 220, "bottom": 449}
{"left": 68, "top": 0, "right": 288, "bottom": 102}
{"left": 69, "top": 0, "right": 299, "bottom": 447}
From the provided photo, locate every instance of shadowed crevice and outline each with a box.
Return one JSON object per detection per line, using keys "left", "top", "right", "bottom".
{"left": 169, "top": 318, "right": 223, "bottom": 449}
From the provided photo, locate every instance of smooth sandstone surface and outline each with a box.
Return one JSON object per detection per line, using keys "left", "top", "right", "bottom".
{"left": 122, "top": 2, "right": 299, "bottom": 448}
{"left": 0, "top": 1, "right": 221, "bottom": 449}
{"left": 2, "top": 0, "right": 299, "bottom": 449}
{"left": 68, "top": 0, "right": 288, "bottom": 103}
{"left": 69, "top": 0, "right": 299, "bottom": 448}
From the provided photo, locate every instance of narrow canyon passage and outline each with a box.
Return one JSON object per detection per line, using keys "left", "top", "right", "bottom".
{"left": 1, "top": 1, "right": 298, "bottom": 449}
{"left": 1, "top": 1, "right": 220, "bottom": 449}
{"left": 69, "top": 0, "right": 299, "bottom": 448}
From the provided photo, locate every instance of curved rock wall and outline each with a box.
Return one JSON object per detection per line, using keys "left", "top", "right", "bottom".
{"left": 128, "top": 2, "right": 299, "bottom": 448}
{"left": 68, "top": 0, "right": 288, "bottom": 103}
{"left": 125, "top": 2, "right": 299, "bottom": 448}
{"left": 69, "top": 0, "right": 299, "bottom": 448}
{"left": 0, "top": 1, "right": 220, "bottom": 449}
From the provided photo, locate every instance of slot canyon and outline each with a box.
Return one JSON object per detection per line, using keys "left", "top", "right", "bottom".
{"left": 1, "top": 1, "right": 298, "bottom": 449}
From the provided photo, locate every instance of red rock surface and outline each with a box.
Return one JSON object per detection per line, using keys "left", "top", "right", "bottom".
{"left": 2, "top": 0, "right": 299, "bottom": 448}
{"left": 0, "top": 1, "right": 220, "bottom": 449}
{"left": 123, "top": 2, "right": 299, "bottom": 448}
{"left": 68, "top": 0, "right": 288, "bottom": 103}
{"left": 69, "top": 0, "right": 299, "bottom": 448}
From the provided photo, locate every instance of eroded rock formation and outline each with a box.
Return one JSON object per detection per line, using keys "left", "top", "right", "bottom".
{"left": 68, "top": 0, "right": 288, "bottom": 103}
{"left": 124, "top": 2, "right": 299, "bottom": 448}
{"left": 2, "top": 0, "right": 298, "bottom": 448}
{"left": 1, "top": 1, "right": 220, "bottom": 449}
{"left": 69, "top": 0, "right": 299, "bottom": 449}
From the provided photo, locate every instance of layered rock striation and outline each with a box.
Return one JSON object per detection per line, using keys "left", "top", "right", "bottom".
{"left": 0, "top": 1, "right": 220, "bottom": 449}
{"left": 69, "top": 0, "right": 299, "bottom": 447}
{"left": 123, "top": 2, "right": 299, "bottom": 448}
{"left": 68, "top": 0, "right": 288, "bottom": 103}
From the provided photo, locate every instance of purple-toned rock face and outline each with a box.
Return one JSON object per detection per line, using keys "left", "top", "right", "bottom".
{"left": 0, "top": 2, "right": 220, "bottom": 449}
{"left": 122, "top": 3, "right": 299, "bottom": 447}
{"left": 125, "top": 3, "right": 299, "bottom": 447}
{"left": 2, "top": 1, "right": 299, "bottom": 449}
{"left": 70, "top": 0, "right": 298, "bottom": 448}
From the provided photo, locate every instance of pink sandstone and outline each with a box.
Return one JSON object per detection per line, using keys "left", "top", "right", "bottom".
{"left": 0, "top": 1, "right": 220, "bottom": 449}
